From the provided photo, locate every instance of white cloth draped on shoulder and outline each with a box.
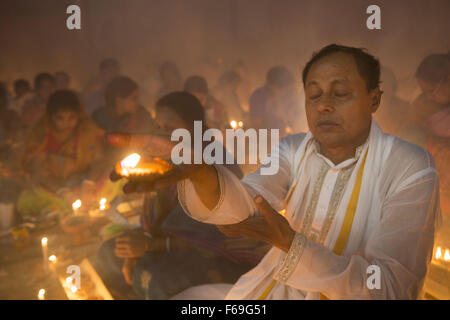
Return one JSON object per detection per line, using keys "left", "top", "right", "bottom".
{"left": 177, "top": 120, "right": 441, "bottom": 300}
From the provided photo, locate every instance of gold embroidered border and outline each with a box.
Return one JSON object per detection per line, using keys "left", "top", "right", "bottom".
{"left": 299, "top": 162, "right": 329, "bottom": 236}
{"left": 318, "top": 168, "right": 353, "bottom": 244}
{"left": 274, "top": 232, "right": 307, "bottom": 283}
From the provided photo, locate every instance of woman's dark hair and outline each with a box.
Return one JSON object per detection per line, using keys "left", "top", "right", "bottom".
{"left": 105, "top": 76, "right": 138, "bottom": 107}
{"left": 416, "top": 53, "right": 450, "bottom": 84}
{"left": 302, "top": 44, "right": 381, "bottom": 92}
{"left": 14, "top": 79, "right": 30, "bottom": 92}
{"left": 34, "top": 72, "right": 56, "bottom": 90}
{"left": 47, "top": 90, "right": 81, "bottom": 116}
{"left": 156, "top": 91, "right": 205, "bottom": 130}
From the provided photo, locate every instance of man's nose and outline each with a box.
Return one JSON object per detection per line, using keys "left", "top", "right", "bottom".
{"left": 316, "top": 94, "right": 335, "bottom": 113}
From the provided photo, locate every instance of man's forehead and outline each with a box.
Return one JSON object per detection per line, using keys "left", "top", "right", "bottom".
{"left": 306, "top": 52, "right": 361, "bottom": 84}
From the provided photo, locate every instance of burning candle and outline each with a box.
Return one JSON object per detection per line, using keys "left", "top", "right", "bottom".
{"left": 99, "top": 198, "right": 108, "bottom": 211}
{"left": 48, "top": 255, "right": 56, "bottom": 263}
{"left": 230, "top": 120, "right": 238, "bottom": 129}
{"left": 37, "top": 289, "right": 46, "bottom": 300}
{"left": 238, "top": 121, "right": 244, "bottom": 128}
{"left": 436, "top": 247, "right": 442, "bottom": 260}
{"left": 41, "top": 237, "right": 48, "bottom": 272}
{"left": 72, "top": 199, "right": 82, "bottom": 215}
{"left": 444, "top": 249, "right": 450, "bottom": 262}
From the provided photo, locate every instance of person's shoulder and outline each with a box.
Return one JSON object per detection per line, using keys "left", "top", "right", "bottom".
{"left": 280, "top": 132, "right": 308, "bottom": 147}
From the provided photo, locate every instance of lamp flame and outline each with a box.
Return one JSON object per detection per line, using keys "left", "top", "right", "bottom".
{"left": 435, "top": 247, "right": 442, "bottom": 260}
{"left": 444, "top": 249, "right": 450, "bottom": 261}
{"left": 99, "top": 198, "right": 107, "bottom": 211}
{"left": 230, "top": 120, "right": 238, "bottom": 129}
{"left": 72, "top": 199, "right": 82, "bottom": 211}
{"left": 38, "top": 289, "right": 46, "bottom": 300}
{"left": 48, "top": 255, "right": 56, "bottom": 262}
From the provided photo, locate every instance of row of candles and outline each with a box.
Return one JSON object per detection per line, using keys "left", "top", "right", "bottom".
{"left": 435, "top": 246, "right": 450, "bottom": 263}
{"left": 38, "top": 197, "right": 109, "bottom": 300}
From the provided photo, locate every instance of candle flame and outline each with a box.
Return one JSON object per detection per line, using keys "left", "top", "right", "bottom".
{"left": 121, "top": 153, "right": 141, "bottom": 169}
{"left": 230, "top": 120, "right": 237, "bottom": 129}
{"left": 72, "top": 199, "right": 82, "bottom": 211}
{"left": 99, "top": 198, "right": 107, "bottom": 211}
{"left": 41, "top": 237, "right": 48, "bottom": 246}
{"left": 66, "top": 276, "right": 73, "bottom": 284}
{"left": 435, "top": 247, "right": 442, "bottom": 259}
{"left": 48, "top": 255, "right": 56, "bottom": 262}
{"left": 70, "top": 286, "right": 78, "bottom": 293}
{"left": 38, "top": 289, "right": 46, "bottom": 300}
{"left": 238, "top": 121, "right": 243, "bottom": 128}
{"left": 444, "top": 249, "right": 450, "bottom": 261}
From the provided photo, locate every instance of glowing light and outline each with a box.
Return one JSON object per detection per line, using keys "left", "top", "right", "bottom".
{"left": 41, "top": 237, "right": 48, "bottom": 246}
{"left": 99, "top": 198, "right": 108, "bottom": 211}
{"left": 70, "top": 286, "right": 78, "bottom": 293}
{"left": 48, "top": 255, "right": 56, "bottom": 262}
{"left": 38, "top": 289, "right": 46, "bottom": 300}
{"left": 66, "top": 277, "right": 73, "bottom": 284}
{"left": 230, "top": 120, "right": 238, "bottom": 129}
{"left": 444, "top": 249, "right": 450, "bottom": 261}
{"left": 72, "top": 199, "right": 82, "bottom": 211}
{"left": 238, "top": 121, "right": 244, "bottom": 128}
{"left": 121, "top": 153, "right": 141, "bottom": 169}
{"left": 435, "top": 247, "right": 442, "bottom": 260}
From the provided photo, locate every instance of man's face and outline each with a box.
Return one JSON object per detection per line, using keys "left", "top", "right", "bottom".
{"left": 37, "top": 80, "right": 56, "bottom": 102}
{"left": 304, "top": 52, "right": 380, "bottom": 149}
{"left": 116, "top": 89, "right": 139, "bottom": 115}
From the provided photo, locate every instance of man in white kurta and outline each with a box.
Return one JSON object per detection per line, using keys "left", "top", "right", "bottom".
{"left": 175, "top": 46, "right": 442, "bottom": 300}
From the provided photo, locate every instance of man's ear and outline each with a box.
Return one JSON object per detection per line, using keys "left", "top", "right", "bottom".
{"left": 369, "top": 87, "right": 382, "bottom": 113}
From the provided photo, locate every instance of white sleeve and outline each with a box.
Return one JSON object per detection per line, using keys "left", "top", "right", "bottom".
{"left": 177, "top": 134, "right": 304, "bottom": 225}
{"left": 273, "top": 167, "right": 441, "bottom": 299}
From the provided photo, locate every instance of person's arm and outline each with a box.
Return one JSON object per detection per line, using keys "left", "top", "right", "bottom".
{"left": 178, "top": 134, "right": 301, "bottom": 225}
{"left": 272, "top": 164, "right": 441, "bottom": 299}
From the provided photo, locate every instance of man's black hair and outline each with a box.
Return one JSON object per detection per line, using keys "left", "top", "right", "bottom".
{"left": 156, "top": 91, "right": 205, "bottom": 128}
{"left": 100, "top": 58, "right": 120, "bottom": 72}
{"left": 105, "top": 76, "right": 138, "bottom": 107}
{"left": 34, "top": 72, "right": 56, "bottom": 90}
{"left": 302, "top": 44, "right": 381, "bottom": 91}
{"left": 47, "top": 90, "right": 81, "bottom": 116}
{"left": 416, "top": 53, "right": 450, "bottom": 84}
{"left": 184, "top": 75, "right": 208, "bottom": 94}
{"left": 266, "top": 66, "right": 295, "bottom": 88}
{"left": 14, "top": 79, "right": 31, "bottom": 91}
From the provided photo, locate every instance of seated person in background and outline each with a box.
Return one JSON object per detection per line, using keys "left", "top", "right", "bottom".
{"left": 21, "top": 73, "right": 56, "bottom": 130}
{"left": 96, "top": 92, "right": 269, "bottom": 300}
{"left": 213, "top": 71, "right": 247, "bottom": 124}
{"left": 184, "top": 75, "right": 229, "bottom": 129}
{"left": 249, "top": 66, "right": 303, "bottom": 136}
{"left": 17, "top": 90, "right": 106, "bottom": 217}
{"left": 84, "top": 58, "right": 121, "bottom": 116}
{"left": 93, "top": 76, "right": 156, "bottom": 135}
{"left": 0, "top": 83, "right": 23, "bottom": 206}
{"left": 55, "top": 71, "right": 71, "bottom": 90}
{"left": 373, "top": 66, "right": 410, "bottom": 136}
{"left": 400, "top": 53, "right": 450, "bottom": 147}
{"left": 155, "top": 61, "right": 183, "bottom": 100}
{"left": 11, "top": 79, "right": 33, "bottom": 114}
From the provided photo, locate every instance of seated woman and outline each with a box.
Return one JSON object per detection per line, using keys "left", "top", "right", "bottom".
{"left": 17, "top": 90, "right": 106, "bottom": 217}
{"left": 96, "top": 92, "right": 270, "bottom": 300}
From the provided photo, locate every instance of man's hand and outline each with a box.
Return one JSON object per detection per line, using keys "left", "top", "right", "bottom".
{"left": 121, "top": 258, "right": 138, "bottom": 286}
{"left": 107, "top": 132, "right": 221, "bottom": 210}
{"left": 217, "top": 195, "right": 295, "bottom": 253}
